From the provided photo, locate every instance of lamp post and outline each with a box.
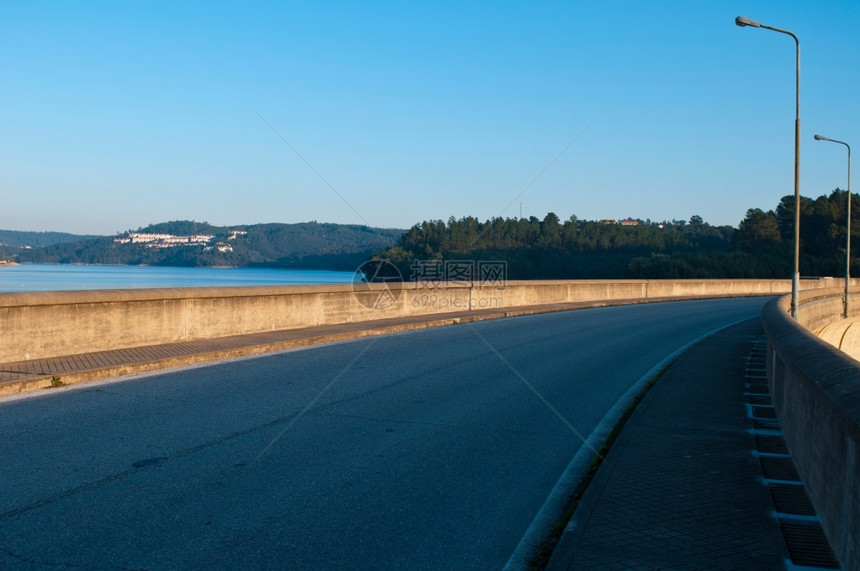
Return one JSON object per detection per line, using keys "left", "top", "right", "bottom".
{"left": 814, "top": 134, "right": 852, "bottom": 317}
{"left": 736, "top": 16, "right": 802, "bottom": 318}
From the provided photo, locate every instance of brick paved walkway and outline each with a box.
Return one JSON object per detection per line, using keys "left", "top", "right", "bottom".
{"left": 547, "top": 318, "right": 839, "bottom": 569}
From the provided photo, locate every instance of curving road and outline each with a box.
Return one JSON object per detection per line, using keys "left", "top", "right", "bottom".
{"left": 0, "top": 297, "right": 768, "bottom": 569}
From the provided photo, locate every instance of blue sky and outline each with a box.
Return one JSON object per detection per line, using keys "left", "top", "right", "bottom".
{"left": 2, "top": 1, "right": 859, "bottom": 235}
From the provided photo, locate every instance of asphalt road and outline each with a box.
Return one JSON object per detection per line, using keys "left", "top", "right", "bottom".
{"left": 0, "top": 297, "right": 769, "bottom": 569}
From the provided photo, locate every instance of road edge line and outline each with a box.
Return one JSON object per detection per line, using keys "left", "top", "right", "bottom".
{"left": 502, "top": 318, "right": 751, "bottom": 570}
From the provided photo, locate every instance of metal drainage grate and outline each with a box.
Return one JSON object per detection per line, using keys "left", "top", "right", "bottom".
{"left": 752, "top": 416, "right": 781, "bottom": 431}
{"left": 748, "top": 394, "right": 772, "bottom": 406}
{"left": 758, "top": 451, "right": 801, "bottom": 482}
{"left": 779, "top": 522, "right": 840, "bottom": 568}
{"left": 755, "top": 434, "right": 788, "bottom": 455}
{"left": 769, "top": 483, "right": 817, "bottom": 516}
{"left": 745, "top": 336, "right": 841, "bottom": 569}
{"left": 747, "top": 381, "right": 770, "bottom": 394}
{"left": 752, "top": 405, "right": 777, "bottom": 419}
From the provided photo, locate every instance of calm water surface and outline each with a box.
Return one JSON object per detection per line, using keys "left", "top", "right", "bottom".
{"left": 0, "top": 264, "right": 356, "bottom": 292}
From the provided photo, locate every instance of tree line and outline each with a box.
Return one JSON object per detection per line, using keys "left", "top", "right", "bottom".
{"left": 372, "top": 189, "right": 859, "bottom": 280}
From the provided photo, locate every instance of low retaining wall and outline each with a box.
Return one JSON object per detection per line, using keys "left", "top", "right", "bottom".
{"left": 762, "top": 290, "right": 860, "bottom": 570}
{"left": 0, "top": 278, "right": 805, "bottom": 364}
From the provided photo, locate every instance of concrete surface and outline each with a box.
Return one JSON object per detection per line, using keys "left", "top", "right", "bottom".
{"left": 0, "top": 278, "right": 804, "bottom": 363}
{"left": 764, "top": 293, "right": 860, "bottom": 570}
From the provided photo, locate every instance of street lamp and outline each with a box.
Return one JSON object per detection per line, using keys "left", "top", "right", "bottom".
{"left": 736, "top": 16, "right": 802, "bottom": 318}
{"left": 814, "top": 134, "right": 852, "bottom": 317}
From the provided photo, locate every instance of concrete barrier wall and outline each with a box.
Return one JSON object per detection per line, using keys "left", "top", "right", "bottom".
{"left": 0, "top": 277, "right": 811, "bottom": 364}
{"left": 762, "top": 290, "right": 860, "bottom": 570}
{"left": 804, "top": 287, "right": 860, "bottom": 361}
{"left": 817, "top": 317, "right": 860, "bottom": 361}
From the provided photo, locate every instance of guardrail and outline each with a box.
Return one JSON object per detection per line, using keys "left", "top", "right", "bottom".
{"left": 0, "top": 278, "right": 803, "bottom": 364}
{"left": 762, "top": 288, "right": 860, "bottom": 570}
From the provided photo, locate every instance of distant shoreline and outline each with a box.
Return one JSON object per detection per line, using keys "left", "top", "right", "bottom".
{"left": 0, "top": 260, "right": 20, "bottom": 267}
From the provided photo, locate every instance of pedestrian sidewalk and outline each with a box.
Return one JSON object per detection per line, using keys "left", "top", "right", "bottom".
{"left": 546, "top": 318, "right": 840, "bottom": 570}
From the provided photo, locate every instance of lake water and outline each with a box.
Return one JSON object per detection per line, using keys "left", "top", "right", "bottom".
{"left": 0, "top": 264, "right": 357, "bottom": 292}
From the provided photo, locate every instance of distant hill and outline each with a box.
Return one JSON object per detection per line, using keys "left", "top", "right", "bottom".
{"left": 5, "top": 221, "right": 405, "bottom": 271}
{"left": 0, "top": 229, "right": 101, "bottom": 248}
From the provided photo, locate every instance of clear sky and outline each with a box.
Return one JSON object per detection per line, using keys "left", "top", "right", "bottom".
{"left": 2, "top": 1, "right": 859, "bottom": 235}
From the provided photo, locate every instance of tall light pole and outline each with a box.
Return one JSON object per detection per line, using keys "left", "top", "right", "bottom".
{"left": 736, "top": 16, "right": 802, "bottom": 318}
{"left": 814, "top": 134, "right": 852, "bottom": 317}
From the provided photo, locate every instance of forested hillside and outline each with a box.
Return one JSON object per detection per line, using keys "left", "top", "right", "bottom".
{"left": 372, "top": 189, "right": 859, "bottom": 280}
{"left": 0, "top": 230, "right": 100, "bottom": 248}
{"left": 2, "top": 221, "right": 404, "bottom": 270}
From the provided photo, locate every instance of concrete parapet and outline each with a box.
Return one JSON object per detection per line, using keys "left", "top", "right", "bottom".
{"left": 816, "top": 318, "right": 860, "bottom": 361}
{"left": 0, "top": 279, "right": 781, "bottom": 363}
{"left": 0, "top": 277, "right": 811, "bottom": 365}
{"left": 802, "top": 284, "right": 860, "bottom": 360}
{"left": 0, "top": 278, "right": 816, "bottom": 364}
{"left": 763, "top": 292, "right": 860, "bottom": 570}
